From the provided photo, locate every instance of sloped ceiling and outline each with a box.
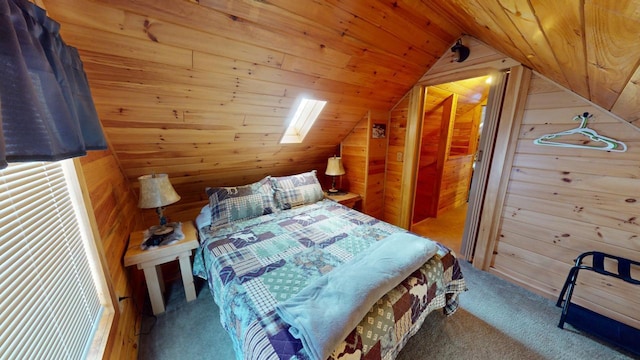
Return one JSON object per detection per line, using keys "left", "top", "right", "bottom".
{"left": 40, "top": 0, "right": 640, "bottom": 213}
{"left": 429, "top": 0, "right": 640, "bottom": 122}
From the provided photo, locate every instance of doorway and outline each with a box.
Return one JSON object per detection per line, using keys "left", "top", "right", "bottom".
{"left": 410, "top": 72, "right": 507, "bottom": 259}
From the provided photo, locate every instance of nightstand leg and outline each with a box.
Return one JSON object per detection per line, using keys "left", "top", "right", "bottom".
{"left": 156, "top": 264, "right": 166, "bottom": 294}
{"left": 178, "top": 252, "right": 197, "bottom": 302}
{"left": 141, "top": 264, "right": 165, "bottom": 315}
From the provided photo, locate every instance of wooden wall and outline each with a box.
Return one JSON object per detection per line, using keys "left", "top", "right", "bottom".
{"left": 412, "top": 85, "right": 480, "bottom": 224}
{"left": 340, "top": 110, "right": 389, "bottom": 219}
{"left": 413, "top": 91, "right": 453, "bottom": 222}
{"left": 79, "top": 150, "right": 144, "bottom": 360}
{"left": 40, "top": 0, "right": 462, "bottom": 223}
{"left": 366, "top": 110, "right": 390, "bottom": 220}
{"left": 438, "top": 154, "right": 473, "bottom": 214}
{"left": 383, "top": 37, "right": 516, "bottom": 228}
{"left": 341, "top": 110, "right": 389, "bottom": 219}
{"left": 451, "top": 105, "right": 482, "bottom": 156}
{"left": 437, "top": 104, "right": 482, "bottom": 215}
{"left": 341, "top": 113, "right": 369, "bottom": 206}
{"left": 383, "top": 94, "right": 411, "bottom": 226}
{"left": 489, "top": 73, "right": 640, "bottom": 329}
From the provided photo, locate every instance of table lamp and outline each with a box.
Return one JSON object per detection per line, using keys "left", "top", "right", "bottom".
{"left": 325, "top": 156, "right": 345, "bottom": 194}
{"left": 138, "top": 173, "right": 181, "bottom": 235}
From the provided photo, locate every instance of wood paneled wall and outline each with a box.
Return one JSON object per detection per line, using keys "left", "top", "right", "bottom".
{"left": 383, "top": 94, "right": 411, "bottom": 226}
{"left": 489, "top": 73, "right": 640, "bottom": 329}
{"left": 366, "top": 110, "right": 391, "bottom": 219}
{"left": 438, "top": 155, "right": 473, "bottom": 214}
{"left": 413, "top": 92, "right": 454, "bottom": 222}
{"left": 79, "top": 150, "right": 144, "bottom": 360}
{"left": 428, "top": 1, "right": 640, "bottom": 124}
{"left": 341, "top": 110, "right": 389, "bottom": 219}
{"left": 437, "top": 104, "right": 482, "bottom": 215}
{"left": 383, "top": 37, "right": 515, "bottom": 228}
{"left": 341, "top": 113, "right": 369, "bottom": 205}
{"left": 40, "top": 0, "right": 463, "bottom": 222}
{"left": 33, "top": 1, "right": 640, "bottom": 232}
{"left": 451, "top": 105, "right": 482, "bottom": 157}
{"left": 412, "top": 86, "right": 480, "bottom": 224}
{"left": 418, "top": 37, "right": 519, "bottom": 86}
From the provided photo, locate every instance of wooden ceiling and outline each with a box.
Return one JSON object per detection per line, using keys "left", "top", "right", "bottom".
{"left": 429, "top": 76, "right": 491, "bottom": 116}
{"left": 429, "top": 0, "right": 640, "bottom": 123}
{"left": 39, "top": 0, "right": 640, "bottom": 213}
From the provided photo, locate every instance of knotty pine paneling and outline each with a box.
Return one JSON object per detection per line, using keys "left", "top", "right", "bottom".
{"left": 37, "top": 1, "right": 640, "bottom": 234}
{"left": 341, "top": 113, "right": 368, "bottom": 203}
{"left": 341, "top": 109, "right": 389, "bottom": 219}
{"left": 426, "top": 1, "right": 640, "bottom": 123}
{"left": 383, "top": 37, "right": 511, "bottom": 228}
{"left": 78, "top": 150, "right": 145, "bottom": 360}
{"left": 413, "top": 96, "right": 447, "bottom": 223}
{"left": 383, "top": 94, "right": 410, "bottom": 225}
{"left": 438, "top": 155, "right": 473, "bottom": 214}
{"left": 41, "top": 0, "right": 464, "bottom": 222}
{"left": 366, "top": 110, "right": 390, "bottom": 220}
{"left": 412, "top": 82, "right": 482, "bottom": 224}
{"left": 418, "top": 36, "right": 519, "bottom": 85}
{"left": 23, "top": 0, "right": 640, "bottom": 352}
{"left": 450, "top": 106, "right": 481, "bottom": 156}
{"left": 491, "top": 73, "right": 640, "bottom": 329}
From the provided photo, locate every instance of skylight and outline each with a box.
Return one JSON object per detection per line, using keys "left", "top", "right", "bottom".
{"left": 280, "top": 98, "right": 327, "bottom": 144}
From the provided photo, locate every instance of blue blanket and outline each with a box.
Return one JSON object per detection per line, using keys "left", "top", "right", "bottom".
{"left": 274, "top": 232, "right": 439, "bottom": 360}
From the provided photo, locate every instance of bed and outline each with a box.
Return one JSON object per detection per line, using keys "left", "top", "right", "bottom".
{"left": 192, "top": 171, "right": 467, "bottom": 360}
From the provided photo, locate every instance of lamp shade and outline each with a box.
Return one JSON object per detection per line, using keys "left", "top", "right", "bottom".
{"left": 138, "top": 174, "right": 181, "bottom": 209}
{"left": 325, "top": 156, "right": 346, "bottom": 176}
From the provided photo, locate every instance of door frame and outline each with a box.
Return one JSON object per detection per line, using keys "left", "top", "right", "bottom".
{"left": 402, "top": 66, "right": 529, "bottom": 269}
{"left": 472, "top": 65, "right": 531, "bottom": 269}
{"left": 460, "top": 70, "right": 508, "bottom": 261}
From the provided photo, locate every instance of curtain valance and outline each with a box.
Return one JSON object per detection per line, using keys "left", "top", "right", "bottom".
{"left": 0, "top": 0, "right": 107, "bottom": 169}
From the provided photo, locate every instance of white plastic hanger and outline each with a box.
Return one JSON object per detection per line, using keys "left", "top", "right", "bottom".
{"left": 533, "top": 112, "right": 627, "bottom": 152}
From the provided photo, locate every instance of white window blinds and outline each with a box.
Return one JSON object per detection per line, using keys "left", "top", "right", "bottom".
{"left": 0, "top": 160, "right": 106, "bottom": 359}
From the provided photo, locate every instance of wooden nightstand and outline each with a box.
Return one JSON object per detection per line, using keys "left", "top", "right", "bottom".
{"left": 325, "top": 191, "right": 362, "bottom": 210}
{"left": 124, "top": 221, "right": 199, "bottom": 315}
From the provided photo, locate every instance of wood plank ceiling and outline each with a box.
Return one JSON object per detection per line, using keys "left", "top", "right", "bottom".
{"left": 40, "top": 0, "right": 640, "bottom": 214}
{"left": 430, "top": 0, "right": 640, "bottom": 123}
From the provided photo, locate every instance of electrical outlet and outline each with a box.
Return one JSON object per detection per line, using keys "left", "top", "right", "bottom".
{"left": 396, "top": 152, "right": 403, "bottom": 162}
{"left": 117, "top": 295, "right": 131, "bottom": 313}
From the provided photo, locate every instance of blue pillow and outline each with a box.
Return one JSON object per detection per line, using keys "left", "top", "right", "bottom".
{"left": 206, "top": 176, "right": 276, "bottom": 228}
{"left": 269, "top": 170, "right": 323, "bottom": 210}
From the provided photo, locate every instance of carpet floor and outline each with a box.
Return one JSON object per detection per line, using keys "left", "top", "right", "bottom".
{"left": 137, "top": 260, "right": 637, "bottom": 360}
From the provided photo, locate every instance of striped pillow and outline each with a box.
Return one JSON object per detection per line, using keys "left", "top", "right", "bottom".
{"left": 270, "top": 170, "right": 324, "bottom": 210}
{"left": 206, "top": 176, "right": 276, "bottom": 228}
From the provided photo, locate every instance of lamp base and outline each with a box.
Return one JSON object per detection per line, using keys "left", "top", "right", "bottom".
{"left": 326, "top": 188, "right": 347, "bottom": 196}
{"left": 141, "top": 222, "right": 184, "bottom": 250}
{"left": 150, "top": 225, "right": 174, "bottom": 236}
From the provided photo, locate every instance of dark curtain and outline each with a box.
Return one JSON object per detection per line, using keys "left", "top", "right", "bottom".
{"left": 0, "top": 0, "right": 107, "bottom": 169}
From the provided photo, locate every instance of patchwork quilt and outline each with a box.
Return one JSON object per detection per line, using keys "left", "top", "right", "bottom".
{"left": 193, "top": 199, "right": 467, "bottom": 360}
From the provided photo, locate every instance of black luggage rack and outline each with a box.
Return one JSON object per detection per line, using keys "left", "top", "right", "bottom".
{"left": 556, "top": 251, "right": 640, "bottom": 356}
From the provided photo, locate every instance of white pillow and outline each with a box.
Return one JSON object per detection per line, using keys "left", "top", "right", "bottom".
{"left": 195, "top": 205, "right": 211, "bottom": 229}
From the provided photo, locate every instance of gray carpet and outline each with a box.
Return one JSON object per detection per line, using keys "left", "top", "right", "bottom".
{"left": 138, "top": 261, "right": 637, "bottom": 360}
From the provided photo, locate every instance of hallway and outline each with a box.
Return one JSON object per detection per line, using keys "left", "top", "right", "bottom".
{"left": 411, "top": 204, "right": 468, "bottom": 254}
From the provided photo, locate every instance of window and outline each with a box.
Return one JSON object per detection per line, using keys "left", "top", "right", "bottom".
{"left": 280, "top": 98, "right": 327, "bottom": 143}
{"left": 0, "top": 160, "right": 113, "bottom": 359}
